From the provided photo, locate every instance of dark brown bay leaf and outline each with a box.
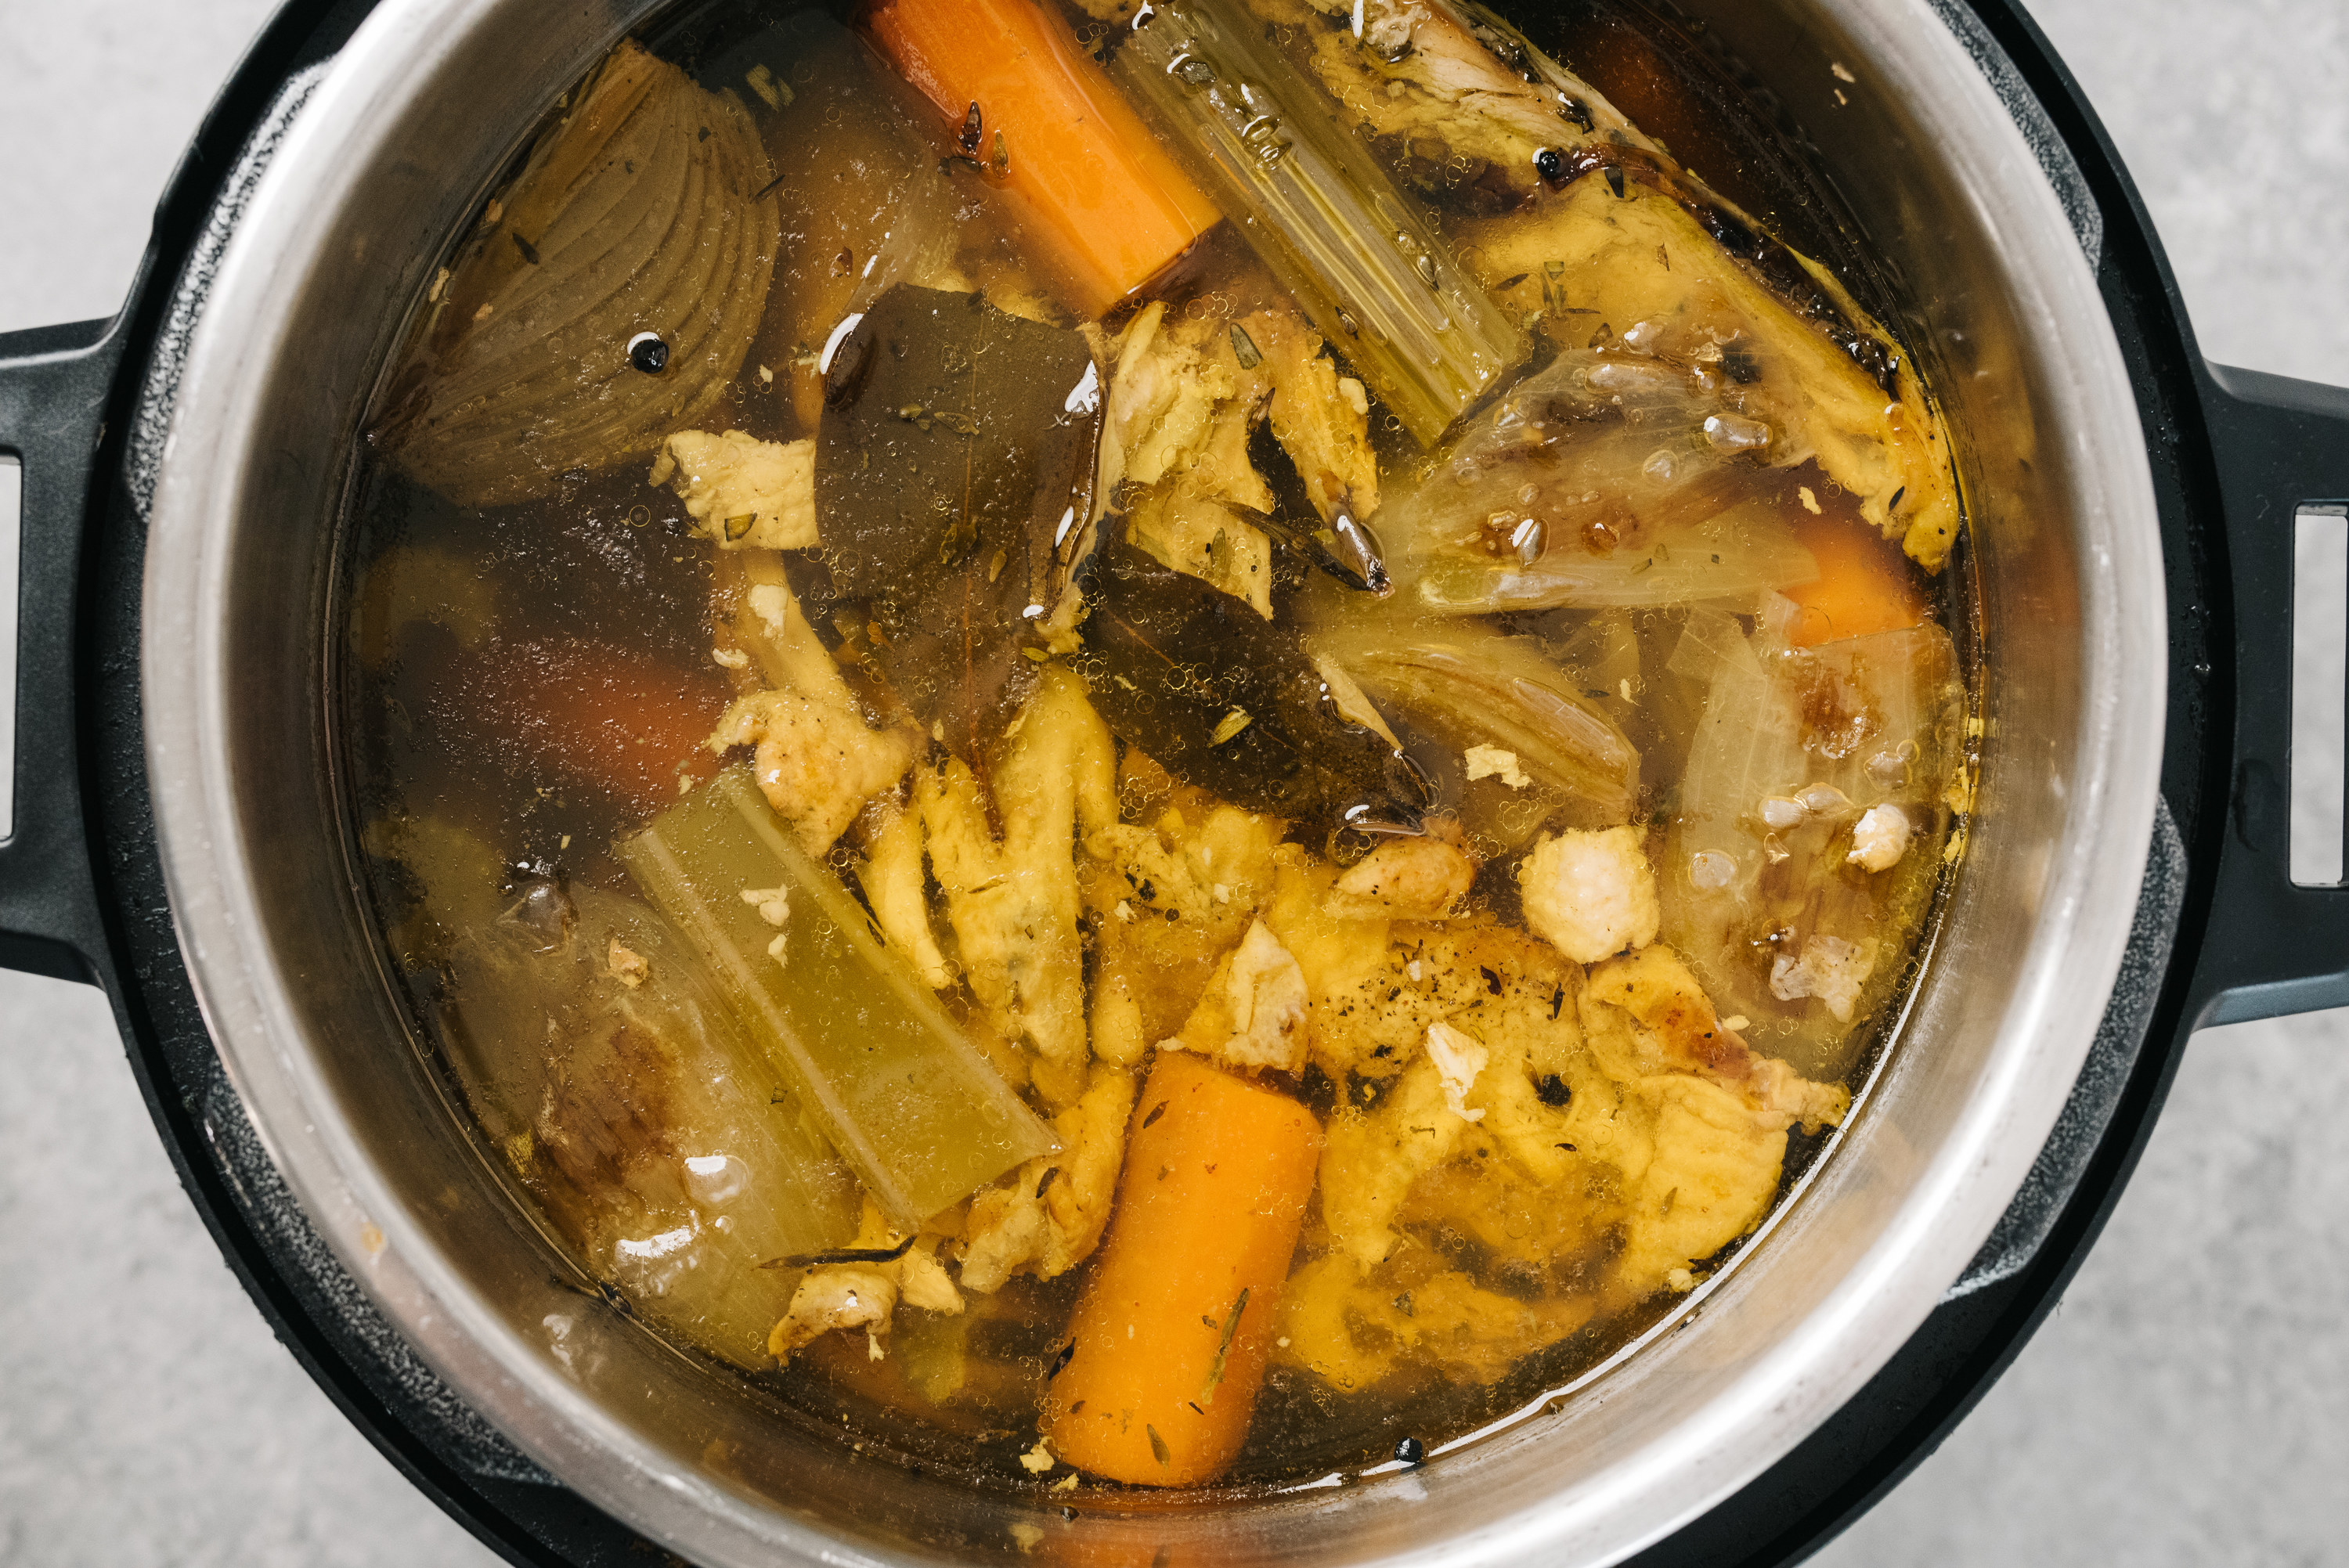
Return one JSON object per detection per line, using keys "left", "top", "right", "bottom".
{"left": 816, "top": 284, "right": 1102, "bottom": 771}
{"left": 1073, "top": 523, "right": 1430, "bottom": 829}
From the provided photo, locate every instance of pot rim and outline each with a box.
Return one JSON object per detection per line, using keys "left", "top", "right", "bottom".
{"left": 139, "top": 0, "right": 2169, "bottom": 1561}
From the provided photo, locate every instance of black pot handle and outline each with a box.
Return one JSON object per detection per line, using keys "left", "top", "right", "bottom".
{"left": 0, "top": 315, "right": 128, "bottom": 986}
{"left": 2190, "top": 362, "right": 2349, "bottom": 1025}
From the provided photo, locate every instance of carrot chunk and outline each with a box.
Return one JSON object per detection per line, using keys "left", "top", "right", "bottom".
{"left": 1045, "top": 1051, "right": 1322, "bottom": 1486}
{"left": 477, "top": 639, "right": 728, "bottom": 818}
{"left": 861, "top": 0, "right": 1220, "bottom": 315}
{"left": 1782, "top": 514, "right": 1927, "bottom": 647}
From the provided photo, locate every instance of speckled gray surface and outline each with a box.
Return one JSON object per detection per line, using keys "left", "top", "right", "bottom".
{"left": 2, "top": 1, "right": 2344, "bottom": 1564}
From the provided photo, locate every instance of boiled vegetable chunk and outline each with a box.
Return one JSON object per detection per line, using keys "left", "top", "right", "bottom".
{"left": 1658, "top": 608, "right": 1961, "bottom": 1080}
{"left": 1312, "top": 622, "right": 1644, "bottom": 845}
{"left": 1781, "top": 511, "right": 1929, "bottom": 647}
{"left": 380, "top": 40, "right": 777, "bottom": 506}
{"left": 619, "top": 766, "right": 1059, "bottom": 1227}
{"left": 863, "top": 0, "right": 1220, "bottom": 315}
{"left": 1045, "top": 1052, "right": 1322, "bottom": 1486}
{"left": 436, "top": 881, "right": 858, "bottom": 1368}
{"left": 1104, "top": 0, "right": 1527, "bottom": 444}
{"left": 1382, "top": 349, "right": 1823, "bottom": 614}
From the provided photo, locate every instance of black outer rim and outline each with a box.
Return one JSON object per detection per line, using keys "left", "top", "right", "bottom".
{"left": 52, "top": 0, "right": 2237, "bottom": 1563}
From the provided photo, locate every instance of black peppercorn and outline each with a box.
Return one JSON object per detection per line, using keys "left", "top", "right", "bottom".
{"left": 1394, "top": 1435, "right": 1426, "bottom": 1465}
{"left": 627, "top": 331, "right": 669, "bottom": 373}
{"left": 1533, "top": 146, "right": 1567, "bottom": 185}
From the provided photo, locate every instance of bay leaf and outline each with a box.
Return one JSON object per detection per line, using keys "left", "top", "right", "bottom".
{"left": 816, "top": 284, "right": 1102, "bottom": 772}
{"left": 1073, "top": 520, "right": 1429, "bottom": 828}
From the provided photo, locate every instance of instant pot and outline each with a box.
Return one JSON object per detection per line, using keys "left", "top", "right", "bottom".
{"left": 2, "top": 0, "right": 2343, "bottom": 1562}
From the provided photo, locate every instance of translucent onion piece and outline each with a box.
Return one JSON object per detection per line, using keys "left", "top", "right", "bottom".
{"left": 1385, "top": 348, "right": 1820, "bottom": 611}
{"left": 1102, "top": 0, "right": 1529, "bottom": 446}
{"left": 381, "top": 41, "right": 779, "bottom": 507}
{"left": 1659, "top": 616, "right": 1961, "bottom": 1080}
{"left": 1314, "top": 629, "right": 1641, "bottom": 833}
{"left": 437, "top": 882, "right": 858, "bottom": 1367}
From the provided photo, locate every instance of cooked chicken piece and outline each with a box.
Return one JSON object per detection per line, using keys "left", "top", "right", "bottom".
{"left": 1423, "top": 1019, "right": 1489, "bottom": 1121}
{"left": 1768, "top": 933, "right": 1878, "bottom": 1024}
{"left": 1089, "top": 969, "right": 1149, "bottom": 1069}
{"left": 768, "top": 1266, "right": 897, "bottom": 1361}
{"left": 1323, "top": 834, "right": 1477, "bottom": 920}
{"left": 1319, "top": 1050, "right": 1474, "bottom": 1269}
{"left": 605, "top": 938, "right": 648, "bottom": 988}
{"left": 1284, "top": 0, "right": 1654, "bottom": 214}
{"left": 1848, "top": 803, "right": 1913, "bottom": 873}
{"left": 919, "top": 666, "right": 1118, "bottom": 1108}
{"left": 955, "top": 1181, "right": 1046, "bottom": 1299}
{"left": 1311, "top": 657, "right": 1404, "bottom": 748}
{"left": 956, "top": 1063, "right": 1137, "bottom": 1291}
{"left": 1297, "top": 935, "right": 1856, "bottom": 1382}
{"left": 1102, "top": 301, "right": 1272, "bottom": 510}
{"left": 1581, "top": 944, "right": 1850, "bottom": 1130}
{"left": 768, "top": 1197, "right": 963, "bottom": 1361}
{"left": 1083, "top": 780, "right": 1284, "bottom": 1041}
{"left": 1276, "top": 1249, "right": 1598, "bottom": 1391}
{"left": 1261, "top": 842, "right": 1393, "bottom": 1056}
{"left": 1095, "top": 291, "right": 1383, "bottom": 598}
{"left": 652, "top": 430, "right": 817, "bottom": 549}
{"left": 716, "top": 555, "right": 861, "bottom": 705}
{"left": 1124, "top": 486, "right": 1279, "bottom": 619}
{"left": 709, "top": 687, "right": 918, "bottom": 856}
{"left": 1164, "top": 919, "right": 1313, "bottom": 1073}
{"left": 853, "top": 795, "right": 954, "bottom": 990}
{"left": 1268, "top": 0, "right": 1960, "bottom": 567}
{"left": 1519, "top": 825, "right": 1661, "bottom": 964}
{"left": 1283, "top": 912, "right": 1579, "bottom": 1083}
{"left": 1254, "top": 307, "right": 1381, "bottom": 531}
{"left": 1603, "top": 1072, "right": 1795, "bottom": 1306}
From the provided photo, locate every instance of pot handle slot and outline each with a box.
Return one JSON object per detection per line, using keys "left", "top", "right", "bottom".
{"left": 0, "top": 316, "right": 128, "bottom": 985}
{"left": 2190, "top": 362, "right": 2349, "bottom": 1026}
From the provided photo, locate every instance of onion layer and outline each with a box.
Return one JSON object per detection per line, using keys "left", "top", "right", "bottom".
{"left": 381, "top": 41, "right": 779, "bottom": 508}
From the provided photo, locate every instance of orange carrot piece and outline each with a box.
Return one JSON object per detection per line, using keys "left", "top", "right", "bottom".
{"left": 1045, "top": 1052, "right": 1322, "bottom": 1486}
{"left": 478, "top": 640, "right": 728, "bottom": 819}
{"left": 1782, "top": 514, "right": 1928, "bottom": 647}
{"left": 862, "top": 0, "right": 1220, "bottom": 315}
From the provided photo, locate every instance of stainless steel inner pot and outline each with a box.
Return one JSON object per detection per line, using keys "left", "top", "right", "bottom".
{"left": 137, "top": 0, "right": 2169, "bottom": 1561}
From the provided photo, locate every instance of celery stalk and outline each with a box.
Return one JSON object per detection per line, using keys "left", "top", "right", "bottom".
{"left": 619, "top": 768, "right": 1058, "bottom": 1227}
{"left": 1102, "top": 0, "right": 1528, "bottom": 446}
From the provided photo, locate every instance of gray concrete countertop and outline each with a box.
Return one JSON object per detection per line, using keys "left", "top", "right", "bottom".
{"left": 2, "top": 1, "right": 2343, "bottom": 1563}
